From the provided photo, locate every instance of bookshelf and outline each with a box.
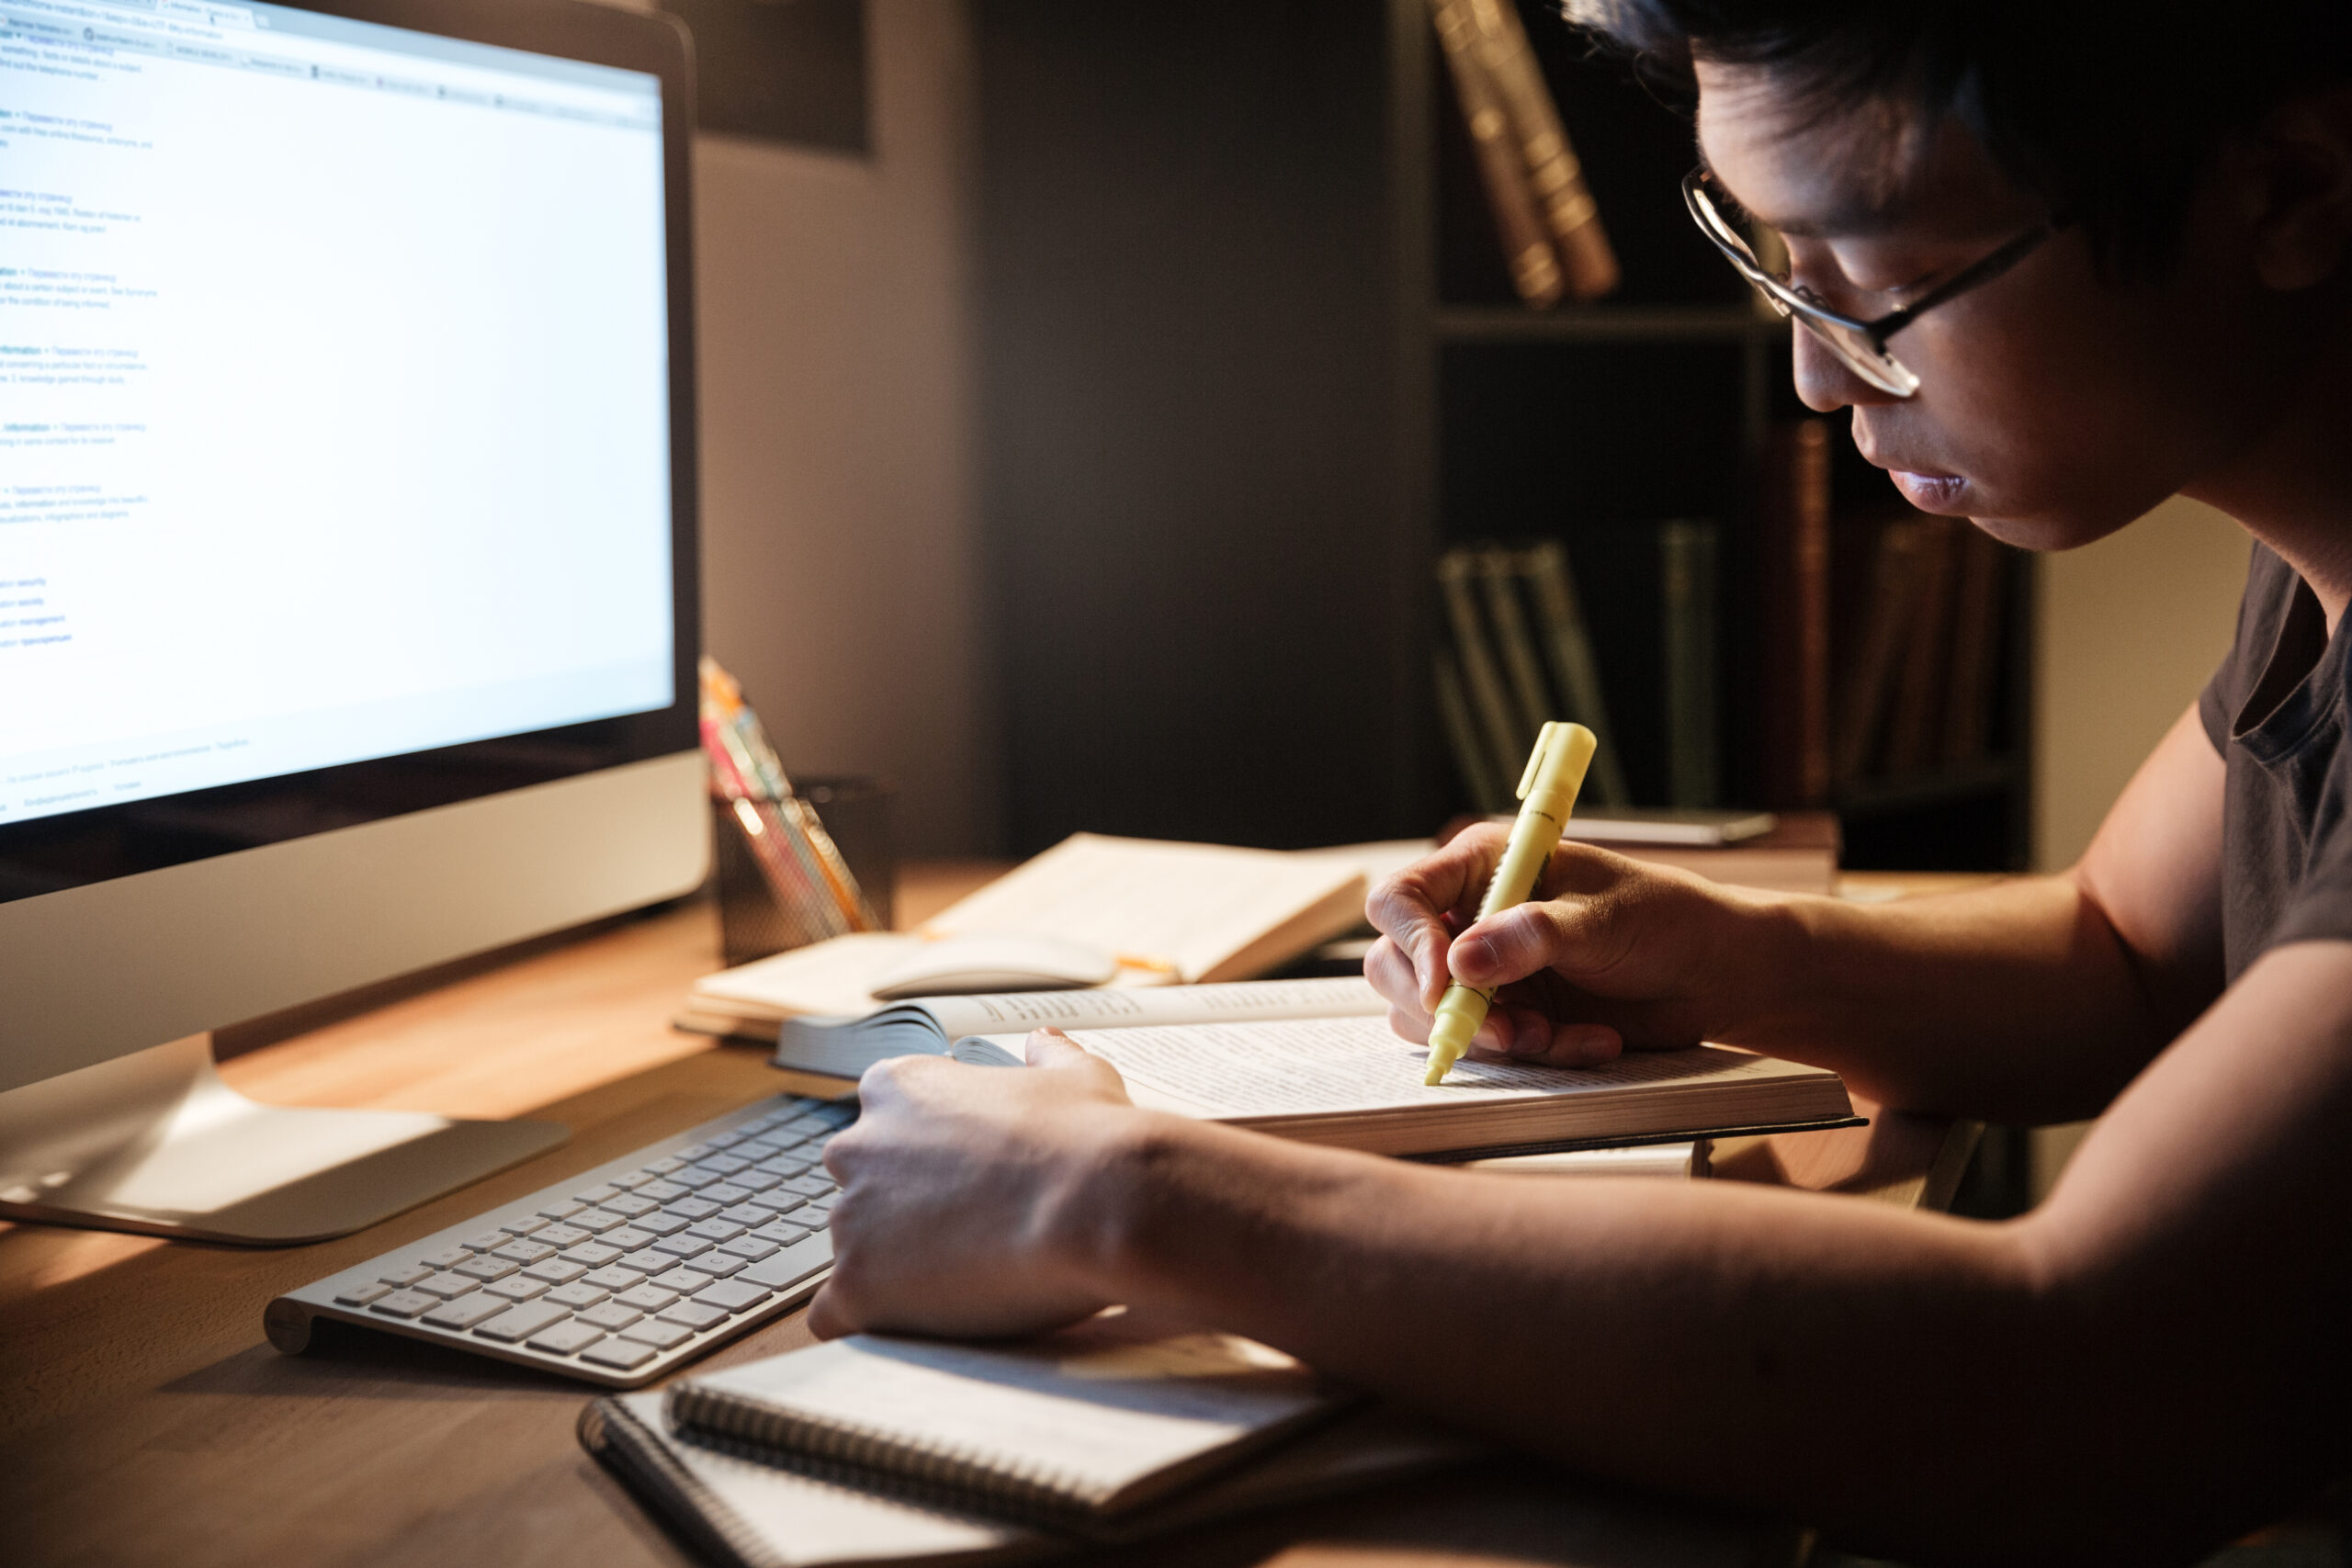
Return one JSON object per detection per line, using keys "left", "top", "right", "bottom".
{"left": 972, "top": 0, "right": 2033, "bottom": 870}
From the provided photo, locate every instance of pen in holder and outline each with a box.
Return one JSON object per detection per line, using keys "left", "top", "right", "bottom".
{"left": 700, "top": 659, "right": 893, "bottom": 967}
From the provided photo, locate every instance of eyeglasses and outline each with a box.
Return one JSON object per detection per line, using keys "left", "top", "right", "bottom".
{"left": 1682, "top": 166, "right": 2057, "bottom": 398}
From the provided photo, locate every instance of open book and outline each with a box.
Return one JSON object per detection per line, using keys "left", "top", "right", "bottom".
{"left": 959, "top": 1014, "right": 1854, "bottom": 1158}
{"left": 580, "top": 1316, "right": 1483, "bottom": 1568}
{"left": 681, "top": 835, "right": 1370, "bottom": 1036}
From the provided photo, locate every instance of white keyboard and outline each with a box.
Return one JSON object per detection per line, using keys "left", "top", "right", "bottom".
{"left": 264, "top": 1093, "right": 853, "bottom": 1387}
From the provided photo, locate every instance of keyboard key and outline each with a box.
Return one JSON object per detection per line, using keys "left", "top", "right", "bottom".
{"left": 614, "top": 1284, "right": 680, "bottom": 1312}
{"left": 648, "top": 1267, "right": 708, "bottom": 1294}
{"left": 521, "top": 1258, "right": 588, "bottom": 1285}
{"left": 600, "top": 1226, "right": 654, "bottom": 1251}
{"left": 601, "top": 1193, "right": 658, "bottom": 1218}
{"left": 582, "top": 1266, "right": 648, "bottom": 1292}
{"left": 617, "top": 1247, "right": 673, "bottom": 1274}
{"left": 628, "top": 1213, "right": 689, "bottom": 1238}
{"left": 702, "top": 1182, "right": 752, "bottom": 1206}
{"left": 780, "top": 1175, "right": 834, "bottom": 1198}
{"left": 608, "top": 1170, "right": 654, "bottom": 1190}
{"left": 413, "top": 1272, "right": 477, "bottom": 1300}
{"left": 728, "top": 1170, "right": 783, "bottom": 1195}
{"left": 536, "top": 1199, "right": 585, "bottom": 1221}
{"left": 686, "top": 1218, "right": 746, "bottom": 1243}
{"left": 527, "top": 1320, "right": 605, "bottom": 1357}
{"left": 797, "top": 1210, "right": 831, "bottom": 1232}
{"left": 733, "top": 1138, "right": 786, "bottom": 1159}
{"left": 740, "top": 1232, "right": 834, "bottom": 1292}
{"left": 544, "top": 1280, "right": 610, "bottom": 1309}
{"left": 484, "top": 1276, "right": 548, "bottom": 1302}
{"left": 572, "top": 1183, "right": 623, "bottom": 1205}
{"left": 784, "top": 1112, "right": 834, "bottom": 1135}
{"left": 421, "top": 1246, "right": 473, "bottom": 1270}
{"left": 578, "top": 1301, "right": 643, "bottom": 1330}
{"left": 717, "top": 1204, "right": 771, "bottom": 1228}
{"left": 454, "top": 1256, "right": 518, "bottom": 1282}
{"left": 641, "top": 1157, "right": 686, "bottom": 1177}
{"left": 802, "top": 1196, "right": 838, "bottom": 1216}
{"left": 473, "top": 1302, "right": 571, "bottom": 1343}
{"left": 752, "top": 1156, "right": 813, "bottom": 1179}
{"left": 423, "top": 1292, "right": 508, "bottom": 1330}
{"left": 680, "top": 1252, "right": 743, "bottom": 1278}
{"left": 719, "top": 1236, "right": 780, "bottom": 1262}
{"left": 581, "top": 1337, "right": 660, "bottom": 1371}
{"left": 369, "top": 1290, "right": 438, "bottom": 1319}
{"left": 570, "top": 1209, "right": 628, "bottom": 1235}
{"left": 534, "top": 1224, "right": 591, "bottom": 1249}
{"left": 651, "top": 1235, "right": 711, "bottom": 1259}
{"left": 673, "top": 1142, "right": 714, "bottom": 1161}
{"left": 662, "top": 1196, "right": 721, "bottom": 1222}
{"left": 749, "top": 1190, "right": 806, "bottom": 1215}
{"left": 565, "top": 1241, "right": 624, "bottom": 1269}
{"left": 697, "top": 1153, "right": 752, "bottom": 1176}
{"left": 636, "top": 1179, "right": 688, "bottom": 1202}
{"left": 695, "top": 1279, "right": 773, "bottom": 1314}
{"left": 702, "top": 1130, "right": 751, "bottom": 1150}
{"left": 666, "top": 1168, "right": 720, "bottom": 1191}
{"left": 379, "top": 1264, "right": 433, "bottom": 1288}
{"left": 334, "top": 1280, "right": 392, "bottom": 1306}
{"left": 658, "top": 1301, "right": 729, "bottom": 1331}
{"left": 492, "top": 1239, "right": 557, "bottom": 1266}
{"left": 618, "top": 1319, "right": 695, "bottom": 1350}
{"left": 500, "top": 1215, "right": 548, "bottom": 1236}
{"left": 464, "top": 1231, "right": 510, "bottom": 1252}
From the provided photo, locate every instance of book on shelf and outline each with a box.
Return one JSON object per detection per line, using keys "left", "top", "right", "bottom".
{"left": 581, "top": 1316, "right": 1483, "bottom": 1568}
{"left": 1462, "top": 808, "right": 1839, "bottom": 896}
{"left": 1426, "top": 0, "right": 1619, "bottom": 307}
{"left": 1436, "top": 547, "right": 1530, "bottom": 784}
{"left": 678, "top": 835, "right": 1370, "bottom": 1045}
{"left": 1521, "top": 539, "right": 1631, "bottom": 807}
{"left": 1756, "top": 419, "right": 1834, "bottom": 807}
{"left": 1432, "top": 645, "right": 1510, "bottom": 813}
{"left": 1658, "top": 519, "right": 1720, "bottom": 809}
{"left": 1829, "top": 514, "right": 2011, "bottom": 786}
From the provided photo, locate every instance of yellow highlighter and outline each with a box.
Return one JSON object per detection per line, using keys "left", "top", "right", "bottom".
{"left": 1423, "top": 721, "right": 1598, "bottom": 1086}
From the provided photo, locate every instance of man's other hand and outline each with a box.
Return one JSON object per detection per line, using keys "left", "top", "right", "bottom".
{"left": 1364, "top": 825, "right": 1791, "bottom": 1066}
{"left": 807, "top": 1029, "right": 1140, "bottom": 1341}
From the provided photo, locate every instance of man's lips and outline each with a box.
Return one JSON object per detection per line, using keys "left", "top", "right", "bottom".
{"left": 1888, "top": 468, "right": 1968, "bottom": 510}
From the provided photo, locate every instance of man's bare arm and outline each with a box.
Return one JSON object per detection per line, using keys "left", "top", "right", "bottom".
{"left": 817, "top": 937, "right": 2352, "bottom": 1565}
{"left": 1366, "top": 704, "right": 2226, "bottom": 1120}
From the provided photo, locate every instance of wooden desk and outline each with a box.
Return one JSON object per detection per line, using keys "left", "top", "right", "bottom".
{"left": 0, "top": 870, "right": 1967, "bottom": 1568}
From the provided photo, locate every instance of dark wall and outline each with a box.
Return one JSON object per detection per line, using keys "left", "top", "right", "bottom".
{"left": 976, "top": 1, "right": 1432, "bottom": 853}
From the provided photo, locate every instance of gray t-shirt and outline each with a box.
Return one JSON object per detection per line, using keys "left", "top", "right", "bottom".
{"left": 2199, "top": 542, "right": 2352, "bottom": 981}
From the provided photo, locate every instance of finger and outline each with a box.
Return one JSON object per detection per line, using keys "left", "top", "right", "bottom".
{"left": 1363, "top": 935, "right": 1423, "bottom": 1013}
{"left": 1025, "top": 1028, "right": 1133, "bottom": 1099}
{"left": 805, "top": 1280, "right": 854, "bottom": 1339}
{"left": 1368, "top": 826, "right": 1510, "bottom": 1008}
{"left": 1450, "top": 894, "right": 1610, "bottom": 990}
{"left": 1385, "top": 1002, "right": 1432, "bottom": 1045}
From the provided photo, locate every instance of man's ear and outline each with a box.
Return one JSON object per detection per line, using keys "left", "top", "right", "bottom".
{"left": 2243, "top": 85, "right": 2352, "bottom": 292}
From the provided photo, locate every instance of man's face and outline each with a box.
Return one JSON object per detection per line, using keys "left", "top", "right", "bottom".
{"left": 1694, "top": 62, "right": 2301, "bottom": 550}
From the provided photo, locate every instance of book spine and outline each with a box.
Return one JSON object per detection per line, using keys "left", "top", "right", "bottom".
{"left": 1434, "top": 645, "right": 1510, "bottom": 813}
{"left": 1437, "top": 547, "right": 1532, "bottom": 785}
{"left": 1831, "top": 519, "right": 1928, "bottom": 783}
{"left": 1427, "top": 0, "right": 1564, "bottom": 308}
{"left": 1939, "top": 527, "right": 2007, "bottom": 766}
{"left": 1522, "top": 539, "right": 1631, "bottom": 807}
{"left": 1460, "top": 0, "right": 1619, "bottom": 299}
{"left": 1476, "top": 546, "right": 1555, "bottom": 744}
{"left": 1756, "top": 420, "right": 1832, "bottom": 807}
{"left": 579, "top": 1400, "right": 775, "bottom": 1568}
{"left": 670, "top": 1385, "right": 1110, "bottom": 1520}
{"left": 1883, "top": 516, "right": 1961, "bottom": 778}
{"left": 1659, "top": 520, "right": 1720, "bottom": 809}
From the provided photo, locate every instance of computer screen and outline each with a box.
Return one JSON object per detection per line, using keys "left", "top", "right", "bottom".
{"left": 1, "top": 0, "right": 692, "bottom": 888}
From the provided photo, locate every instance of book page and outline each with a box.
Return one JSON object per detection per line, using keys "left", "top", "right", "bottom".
{"left": 916, "top": 976, "right": 1381, "bottom": 1043}
{"left": 978, "top": 1017, "right": 1767, "bottom": 1120}
{"left": 923, "top": 834, "right": 1365, "bottom": 982}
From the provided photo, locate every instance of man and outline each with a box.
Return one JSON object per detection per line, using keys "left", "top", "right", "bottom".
{"left": 809, "top": 4, "right": 2352, "bottom": 1559}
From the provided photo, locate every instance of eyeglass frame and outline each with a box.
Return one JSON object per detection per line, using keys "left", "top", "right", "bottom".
{"left": 1681, "top": 165, "right": 2061, "bottom": 396}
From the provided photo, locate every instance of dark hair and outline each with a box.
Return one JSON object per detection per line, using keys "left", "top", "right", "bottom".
{"left": 1565, "top": 0, "right": 2352, "bottom": 278}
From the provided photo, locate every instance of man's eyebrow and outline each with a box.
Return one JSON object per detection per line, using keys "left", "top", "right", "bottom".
{"left": 1697, "top": 151, "right": 1908, "bottom": 239}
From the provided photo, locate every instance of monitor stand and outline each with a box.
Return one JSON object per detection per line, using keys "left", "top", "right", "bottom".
{"left": 0, "top": 1034, "right": 568, "bottom": 1246}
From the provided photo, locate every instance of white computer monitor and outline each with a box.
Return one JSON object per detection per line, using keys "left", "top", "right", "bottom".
{"left": 0, "top": 0, "right": 708, "bottom": 1242}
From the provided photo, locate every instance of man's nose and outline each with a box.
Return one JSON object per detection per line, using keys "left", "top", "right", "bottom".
{"left": 1792, "top": 323, "right": 1907, "bottom": 413}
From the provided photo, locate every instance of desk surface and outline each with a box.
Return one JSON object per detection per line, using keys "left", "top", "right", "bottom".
{"left": 0, "top": 865, "right": 1982, "bottom": 1568}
